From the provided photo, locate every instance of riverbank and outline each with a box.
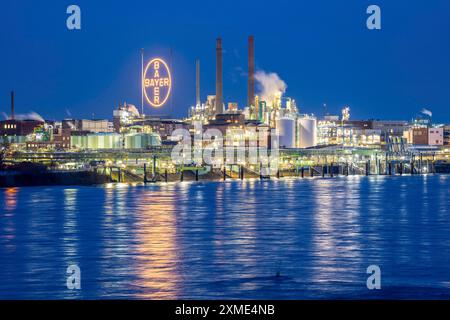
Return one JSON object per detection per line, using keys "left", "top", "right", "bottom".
{"left": 1, "top": 165, "right": 449, "bottom": 188}
{"left": 0, "top": 170, "right": 110, "bottom": 187}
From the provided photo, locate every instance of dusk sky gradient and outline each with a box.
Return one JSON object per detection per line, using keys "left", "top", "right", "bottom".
{"left": 1, "top": 0, "right": 450, "bottom": 121}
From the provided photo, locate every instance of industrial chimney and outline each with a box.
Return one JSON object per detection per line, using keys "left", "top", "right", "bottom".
{"left": 215, "top": 38, "right": 223, "bottom": 114}
{"left": 10, "top": 91, "right": 15, "bottom": 120}
{"left": 248, "top": 36, "right": 255, "bottom": 112}
{"left": 196, "top": 59, "right": 200, "bottom": 107}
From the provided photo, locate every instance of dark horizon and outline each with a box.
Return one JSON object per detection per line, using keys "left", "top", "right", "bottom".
{"left": 1, "top": 1, "right": 450, "bottom": 122}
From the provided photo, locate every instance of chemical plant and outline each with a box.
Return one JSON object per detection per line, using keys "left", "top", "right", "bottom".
{"left": 1, "top": 36, "right": 450, "bottom": 186}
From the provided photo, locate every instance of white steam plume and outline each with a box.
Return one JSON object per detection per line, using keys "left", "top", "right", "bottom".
{"left": 421, "top": 108, "right": 432, "bottom": 117}
{"left": 125, "top": 104, "right": 140, "bottom": 117}
{"left": 3, "top": 111, "right": 45, "bottom": 122}
{"left": 255, "top": 70, "right": 287, "bottom": 107}
{"left": 65, "top": 120, "right": 76, "bottom": 130}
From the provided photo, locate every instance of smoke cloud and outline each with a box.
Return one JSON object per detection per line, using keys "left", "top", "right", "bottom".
{"left": 65, "top": 120, "right": 76, "bottom": 130}
{"left": 125, "top": 104, "right": 140, "bottom": 117}
{"left": 255, "top": 70, "right": 287, "bottom": 106}
{"left": 421, "top": 108, "right": 432, "bottom": 117}
{"left": 3, "top": 112, "right": 45, "bottom": 122}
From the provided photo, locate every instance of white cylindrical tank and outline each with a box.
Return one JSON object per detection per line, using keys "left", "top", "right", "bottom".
{"left": 298, "top": 117, "right": 317, "bottom": 148}
{"left": 276, "top": 117, "right": 296, "bottom": 148}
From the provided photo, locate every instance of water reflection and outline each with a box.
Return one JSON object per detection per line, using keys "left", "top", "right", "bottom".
{"left": 1, "top": 175, "right": 450, "bottom": 299}
{"left": 311, "top": 180, "right": 348, "bottom": 285}
{"left": 4, "top": 187, "right": 18, "bottom": 212}
{"left": 132, "top": 188, "right": 180, "bottom": 299}
{"left": 1, "top": 188, "right": 17, "bottom": 252}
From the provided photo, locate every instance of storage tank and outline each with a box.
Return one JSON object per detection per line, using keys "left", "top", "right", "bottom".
{"left": 297, "top": 116, "right": 317, "bottom": 148}
{"left": 276, "top": 117, "right": 296, "bottom": 148}
{"left": 124, "top": 133, "right": 161, "bottom": 149}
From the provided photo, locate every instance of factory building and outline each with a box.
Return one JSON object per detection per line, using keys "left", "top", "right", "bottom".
{"left": 0, "top": 119, "right": 44, "bottom": 136}
{"left": 371, "top": 120, "right": 410, "bottom": 139}
{"left": 444, "top": 126, "right": 450, "bottom": 146}
{"left": 189, "top": 95, "right": 217, "bottom": 124}
{"left": 140, "top": 118, "right": 188, "bottom": 141}
{"left": 428, "top": 128, "right": 444, "bottom": 146}
{"left": 26, "top": 141, "right": 59, "bottom": 151}
{"left": 227, "top": 102, "right": 239, "bottom": 113}
{"left": 62, "top": 119, "right": 113, "bottom": 133}
{"left": 0, "top": 91, "right": 45, "bottom": 145}
{"left": 111, "top": 103, "right": 188, "bottom": 143}
{"left": 244, "top": 122, "right": 271, "bottom": 148}
{"left": 113, "top": 103, "right": 141, "bottom": 133}
{"left": 71, "top": 132, "right": 160, "bottom": 150}
{"left": 317, "top": 116, "right": 340, "bottom": 145}
{"left": 52, "top": 128, "right": 72, "bottom": 150}
{"left": 403, "top": 127, "right": 444, "bottom": 146}
{"left": 204, "top": 113, "right": 271, "bottom": 148}
{"left": 351, "top": 129, "right": 381, "bottom": 146}
{"left": 403, "top": 127, "right": 426, "bottom": 145}
{"left": 317, "top": 116, "right": 411, "bottom": 148}
{"left": 79, "top": 119, "right": 113, "bottom": 133}
{"left": 206, "top": 113, "right": 245, "bottom": 136}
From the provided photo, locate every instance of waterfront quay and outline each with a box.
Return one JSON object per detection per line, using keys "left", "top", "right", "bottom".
{"left": 2, "top": 145, "right": 449, "bottom": 186}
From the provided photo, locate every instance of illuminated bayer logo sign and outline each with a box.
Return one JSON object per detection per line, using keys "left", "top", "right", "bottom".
{"left": 143, "top": 58, "right": 172, "bottom": 108}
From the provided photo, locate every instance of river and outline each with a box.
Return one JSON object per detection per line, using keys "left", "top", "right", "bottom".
{"left": 1, "top": 175, "right": 450, "bottom": 299}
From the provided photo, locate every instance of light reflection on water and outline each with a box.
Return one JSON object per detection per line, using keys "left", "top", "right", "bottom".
{"left": 132, "top": 189, "right": 180, "bottom": 299}
{"left": 1, "top": 175, "right": 450, "bottom": 299}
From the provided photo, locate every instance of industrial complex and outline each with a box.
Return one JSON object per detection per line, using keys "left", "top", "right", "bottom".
{"left": 1, "top": 36, "right": 450, "bottom": 186}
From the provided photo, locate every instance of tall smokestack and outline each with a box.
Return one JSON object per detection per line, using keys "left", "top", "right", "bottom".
{"left": 10, "top": 91, "right": 15, "bottom": 120}
{"left": 196, "top": 59, "right": 200, "bottom": 107}
{"left": 248, "top": 36, "right": 255, "bottom": 112}
{"left": 215, "top": 38, "right": 223, "bottom": 114}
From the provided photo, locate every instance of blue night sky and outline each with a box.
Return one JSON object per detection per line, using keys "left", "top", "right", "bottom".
{"left": 1, "top": 0, "right": 450, "bottom": 122}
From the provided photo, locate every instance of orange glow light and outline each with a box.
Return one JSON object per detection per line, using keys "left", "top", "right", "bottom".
{"left": 143, "top": 58, "right": 172, "bottom": 108}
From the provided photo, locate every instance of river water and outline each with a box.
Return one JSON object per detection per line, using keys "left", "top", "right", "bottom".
{"left": 1, "top": 175, "right": 450, "bottom": 299}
